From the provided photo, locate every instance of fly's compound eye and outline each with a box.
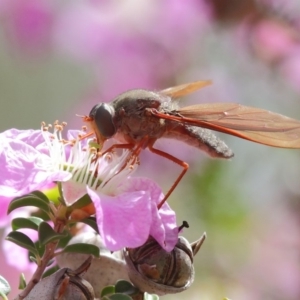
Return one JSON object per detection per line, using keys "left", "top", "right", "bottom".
{"left": 89, "top": 103, "right": 116, "bottom": 138}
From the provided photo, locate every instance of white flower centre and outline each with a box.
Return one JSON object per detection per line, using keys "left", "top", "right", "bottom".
{"left": 41, "top": 122, "right": 137, "bottom": 193}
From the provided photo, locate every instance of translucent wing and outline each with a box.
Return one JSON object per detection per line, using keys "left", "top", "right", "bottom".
{"left": 152, "top": 103, "right": 300, "bottom": 148}
{"left": 160, "top": 80, "right": 212, "bottom": 99}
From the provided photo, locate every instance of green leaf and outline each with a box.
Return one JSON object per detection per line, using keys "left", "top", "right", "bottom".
{"left": 0, "top": 275, "right": 10, "bottom": 295}
{"left": 103, "top": 294, "right": 132, "bottom": 300}
{"left": 7, "top": 194, "right": 50, "bottom": 215}
{"left": 12, "top": 217, "right": 43, "bottom": 231}
{"left": 33, "top": 240, "right": 45, "bottom": 258}
{"left": 79, "top": 217, "right": 99, "bottom": 233}
{"left": 62, "top": 243, "right": 100, "bottom": 257}
{"left": 18, "top": 273, "right": 26, "bottom": 290}
{"left": 29, "top": 256, "right": 38, "bottom": 264}
{"left": 5, "top": 231, "right": 37, "bottom": 255}
{"left": 28, "top": 241, "right": 45, "bottom": 264}
{"left": 144, "top": 293, "right": 159, "bottom": 300}
{"left": 47, "top": 259, "right": 55, "bottom": 267}
{"left": 38, "top": 222, "right": 67, "bottom": 246}
{"left": 30, "top": 191, "right": 50, "bottom": 204}
{"left": 101, "top": 285, "right": 115, "bottom": 298}
{"left": 69, "top": 194, "right": 92, "bottom": 210}
{"left": 115, "top": 280, "right": 138, "bottom": 295}
{"left": 56, "top": 231, "right": 72, "bottom": 249}
{"left": 42, "top": 265, "right": 59, "bottom": 278}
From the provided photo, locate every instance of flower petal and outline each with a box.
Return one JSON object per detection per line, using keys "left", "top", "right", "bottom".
{"left": 0, "top": 132, "right": 70, "bottom": 200}
{"left": 62, "top": 181, "right": 87, "bottom": 206}
{"left": 150, "top": 201, "right": 178, "bottom": 252}
{"left": 88, "top": 187, "right": 152, "bottom": 251}
{"left": 118, "top": 177, "right": 178, "bottom": 251}
{"left": 1, "top": 129, "right": 44, "bottom": 147}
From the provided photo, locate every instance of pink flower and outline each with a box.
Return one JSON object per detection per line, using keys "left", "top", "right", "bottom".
{"left": 0, "top": 129, "right": 63, "bottom": 226}
{"left": 0, "top": 125, "right": 178, "bottom": 251}
{"left": 54, "top": 0, "right": 210, "bottom": 63}
{"left": 53, "top": 0, "right": 212, "bottom": 97}
{"left": 0, "top": 128, "right": 71, "bottom": 221}
{"left": 0, "top": 0, "right": 54, "bottom": 55}
{"left": 249, "top": 19, "right": 297, "bottom": 64}
{"left": 279, "top": 51, "right": 300, "bottom": 93}
{"left": 89, "top": 178, "right": 178, "bottom": 251}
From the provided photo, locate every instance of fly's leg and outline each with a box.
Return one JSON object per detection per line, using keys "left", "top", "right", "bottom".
{"left": 101, "top": 137, "right": 149, "bottom": 185}
{"left": 101, "top": 137, "right": 147, "bottom": 165}
{"left": 148, "top": 141, "right": 189, "bottom": 209}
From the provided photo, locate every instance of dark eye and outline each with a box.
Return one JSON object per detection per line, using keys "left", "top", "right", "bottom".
{"left": 89, "top": 103, "right": 116, "bottom": 138}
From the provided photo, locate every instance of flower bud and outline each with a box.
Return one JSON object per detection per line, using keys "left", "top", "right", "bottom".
{"left": 123, "top": 233, "right": 206, "bottom": 296}
{"left": 24, "top": 259, "right": 95, "bottom": 300}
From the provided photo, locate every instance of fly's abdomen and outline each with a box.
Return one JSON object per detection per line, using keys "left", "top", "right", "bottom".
{"left": 163, "top": 123, "right": 234, "bottom": 159}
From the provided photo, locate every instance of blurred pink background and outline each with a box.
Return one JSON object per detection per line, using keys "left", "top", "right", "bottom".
{"left": 1, "top": 0, "right": 300, "bottom": 299}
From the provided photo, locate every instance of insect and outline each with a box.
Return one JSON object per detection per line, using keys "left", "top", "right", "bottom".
{"left": 84, "top": 80, "right": 300, "bottom": 208}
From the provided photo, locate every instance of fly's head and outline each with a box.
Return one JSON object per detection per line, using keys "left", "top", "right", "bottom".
{"left": 86, "top": 103, "right": 116, "bottom": 146}
{"left": 85, "top": 89, "right": 167, "bottom": 147}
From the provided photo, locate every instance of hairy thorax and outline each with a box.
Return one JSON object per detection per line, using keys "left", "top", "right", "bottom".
{"left": 111, "top": 90, "right": 172, "bottom": 145}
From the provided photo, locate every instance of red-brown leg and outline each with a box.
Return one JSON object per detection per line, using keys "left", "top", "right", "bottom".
{"left": 148, "top": 141, "right": 189, "bottom": 209}
{"left": 101, "top": 137, "right": 149, "bottom": 186}
{"left": 77, "top": 131, "right": 94, "bottom": 141}
{"left": 101, "top": 138, "right": 146, "bottom": 164}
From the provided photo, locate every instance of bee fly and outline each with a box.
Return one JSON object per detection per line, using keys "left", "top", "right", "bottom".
{"left": 84, "top": 81, "right": 300, "bottom": 208}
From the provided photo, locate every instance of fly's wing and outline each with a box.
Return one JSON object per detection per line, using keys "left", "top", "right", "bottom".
{"left": 151, "top": 103, "right": 300, "bottom": 148}
{"left": 160, "top": 80, "right": 212, "bottom": 99}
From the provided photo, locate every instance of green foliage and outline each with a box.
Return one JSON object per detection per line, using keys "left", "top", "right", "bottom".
{"left": 100, "top": 281, "right": 159, "bottom": 300}
{"left": 18, "top": 273, "right": 26, "bottom": 290}
{"left": 68, "top": 193, "right": 92, "bottom": 210}
{"left": 12, "top": 217, "right": 43, "bottom": 231}
{"left": 33, "top": 240, "right": 45, "bottom": 258}
{"left": 38, "top": 222, "right": 67, "bottom": 246}
{"left": 42, "top": 265, "right": 59, "bottom": 278}
{"left": 62, "top": 243, "right": 100, "bottom": 257}
{"left": 79, "top": 217, "right": 99, "bottom": 233}
{"left": 101, "top": 285, "right": 115, "bottom": 297}
{"left": 7, "top": 192, "right": 50, "bottom": 215}
{"left": 5, "top": 231, "right": 38, "bottom": 256}
{"left": 30, "top": 191, "right": 51, "bottom": 204}
{"left": 102, "top": 294, "right": 132, "bottom": 300}
{"left": 115, "top": 280, "right": 139, "bottom": 295}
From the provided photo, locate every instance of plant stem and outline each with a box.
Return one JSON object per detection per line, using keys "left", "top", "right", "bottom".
{"left": 14, "top": 217, "right": 66, "bottom": 300}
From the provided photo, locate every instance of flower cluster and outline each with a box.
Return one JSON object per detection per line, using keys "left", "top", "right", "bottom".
{"left": 0, "top": 123, "right": 179, "bottom": 271}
